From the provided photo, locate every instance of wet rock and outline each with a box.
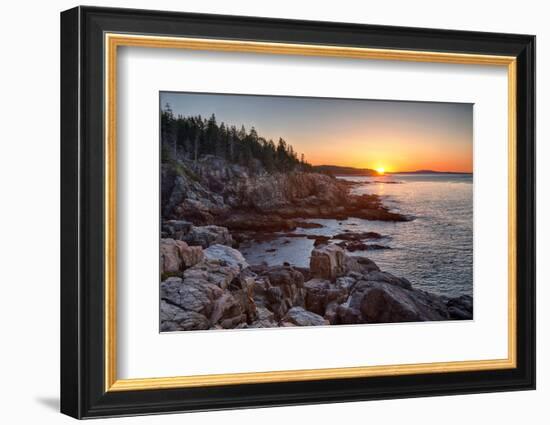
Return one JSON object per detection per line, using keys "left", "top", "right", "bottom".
{"left": 183, "top": 225, "right": 234, "bottom": 248}
{"left": 338, "top": 241, "right": 391, "bottom": 252}
{"left": 364, "top": 244, "right": 391, "bottom": 250}
{"left": 333, "top": 231, "right": 383, "bottom": 241}
{"left": 297, "top": 222, "right": 324, "bottom": 229}
{"left": 281, "top": 307, "right": 329, "bottom": 327}
{"left": 346, "top": 194, "right": 409, "bottom": 222}
{"left": 277, "top": 233, "right": 330, "bottom": 247}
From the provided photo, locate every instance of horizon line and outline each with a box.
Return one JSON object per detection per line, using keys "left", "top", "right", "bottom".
{"left": 313, "top": 164, "right": 473, "bottom": 174}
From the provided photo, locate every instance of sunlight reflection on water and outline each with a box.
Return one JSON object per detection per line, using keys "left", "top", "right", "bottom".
{"left": 239, "top": 174, "right": 473, "bottom": 297}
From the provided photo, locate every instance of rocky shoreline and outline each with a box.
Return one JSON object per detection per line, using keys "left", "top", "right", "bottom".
{"left": 160, "top": 239, "right": 472, "bottom": 331}
{"left": 159, "top": 155, "right": 472, "bottom": 331}
{"left": 162, "top": 155, "right": 408, "bottom": 234}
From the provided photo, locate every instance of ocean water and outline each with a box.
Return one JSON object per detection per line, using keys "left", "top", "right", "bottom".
{"left": 239, "top": 173, "right": 473, "bottom": 298}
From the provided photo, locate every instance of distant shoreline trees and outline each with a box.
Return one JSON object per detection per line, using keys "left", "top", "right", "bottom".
{"left": 161, "top": 104, "right": 312, "bottom": 173}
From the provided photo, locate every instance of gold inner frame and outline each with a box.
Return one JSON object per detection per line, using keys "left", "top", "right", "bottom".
{"left": 104, "top": 33, "right": 517, "bottom": 392}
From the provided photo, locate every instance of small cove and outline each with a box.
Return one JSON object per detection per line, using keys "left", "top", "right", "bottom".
{"left": 239, "top": 173, "right": 473, "bottom": 298}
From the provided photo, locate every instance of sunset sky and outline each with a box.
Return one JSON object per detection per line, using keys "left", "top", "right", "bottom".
{"left": 161, "top": 92, "right": 473, "bottom": 173}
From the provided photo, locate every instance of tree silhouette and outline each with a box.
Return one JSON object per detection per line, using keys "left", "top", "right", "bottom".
{"left": 160, "top": 110, "right": 312, "bottom": 173}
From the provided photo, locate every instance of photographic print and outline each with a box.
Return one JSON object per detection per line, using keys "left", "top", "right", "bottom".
{"left": 159, "top": 92, "right": 474, "bottom": 332}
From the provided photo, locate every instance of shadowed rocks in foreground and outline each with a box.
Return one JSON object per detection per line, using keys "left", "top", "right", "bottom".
{"left": 160, "top": 243, "right": 472, "bottom": 332}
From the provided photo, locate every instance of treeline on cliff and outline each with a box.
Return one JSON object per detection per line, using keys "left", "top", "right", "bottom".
{"left": 161, "top": 104, "right": 312, "bottom": 173}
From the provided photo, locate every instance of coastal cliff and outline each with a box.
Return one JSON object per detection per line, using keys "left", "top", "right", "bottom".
{"left": 162, "top": 155, "right": 407, "bottom": 233}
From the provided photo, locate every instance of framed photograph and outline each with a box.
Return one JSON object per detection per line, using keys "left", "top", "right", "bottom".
{"left": 60, "top": 6, "right": 535, "bottom": 419}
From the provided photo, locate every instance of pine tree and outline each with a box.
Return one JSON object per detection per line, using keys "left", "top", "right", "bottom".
{"left": 159, "top": 111, "right": 310, "bottom": 173}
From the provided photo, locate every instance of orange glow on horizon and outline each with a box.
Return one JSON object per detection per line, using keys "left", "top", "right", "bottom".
{"left": 302, "top": 132, "right": 473, "bottom": 173}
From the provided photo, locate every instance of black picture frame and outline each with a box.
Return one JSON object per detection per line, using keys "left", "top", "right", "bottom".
{"left": 61, "top": 5, "right": 535, "bottom": 419}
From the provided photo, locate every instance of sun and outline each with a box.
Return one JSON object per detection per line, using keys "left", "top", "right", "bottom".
{"left": 376, "top": 167, "right": 385, "bottom": 175}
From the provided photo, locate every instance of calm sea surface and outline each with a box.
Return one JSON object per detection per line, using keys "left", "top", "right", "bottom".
{"left": 240, "top": 173, "right": 473, "bottom": 298}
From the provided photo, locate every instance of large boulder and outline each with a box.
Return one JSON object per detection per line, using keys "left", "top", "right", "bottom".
{"left": 345, "top": 256, "right": 380, "bottom": 274}
{"left": 309, "top": 245, "right": 379, "bottom": 282}
{"left": 365, "top": 270, "right": 412, "bottom": 290}
{"left": 184, "top": 225, "right": 234, "bottom": 248}
{"left": 203, "top": 244, "right": 249, "bottom": 272}
{"left": 338, "top": 280, "right": 450, "bottom": 324}
{"left": 160, "top": 238, "right": 203, "bottom": 275}
{"left": 310, "top": 244, "right": 347, "bottom": 281}
{"left": 281, "top": 307, "right": 329, "bottom": 327}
